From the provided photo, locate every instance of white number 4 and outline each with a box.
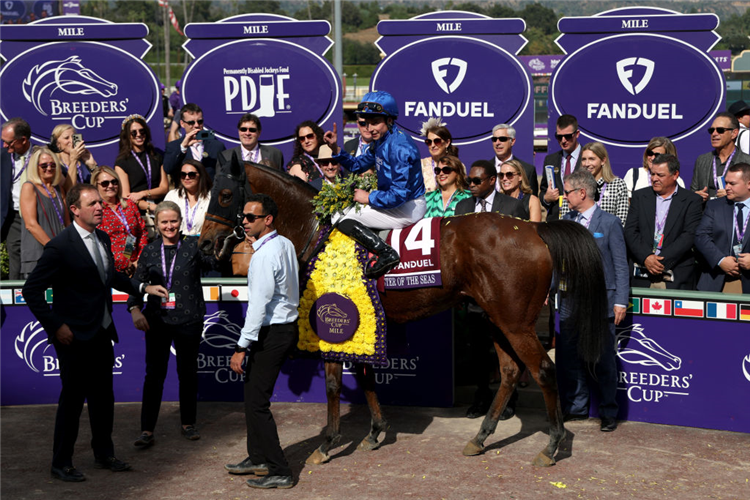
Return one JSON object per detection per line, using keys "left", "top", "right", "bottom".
{"left": 391, "top": 219, "right": 435, "bottom": 257}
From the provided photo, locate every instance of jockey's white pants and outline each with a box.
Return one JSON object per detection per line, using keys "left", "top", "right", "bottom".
{"left": 333, "top": 196, "right": 426, "bottom": 230}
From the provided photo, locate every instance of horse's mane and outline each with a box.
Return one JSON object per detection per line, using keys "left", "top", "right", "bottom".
{"left": 248, "top": 162, "right": 319, "bottom": 199}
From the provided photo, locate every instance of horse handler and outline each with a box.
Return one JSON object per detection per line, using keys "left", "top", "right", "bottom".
{"left": 226, "top": 194, "right": 299, "bottom": 489}
{"left": 324, "top": 90, "right": 427, "bottom": 278}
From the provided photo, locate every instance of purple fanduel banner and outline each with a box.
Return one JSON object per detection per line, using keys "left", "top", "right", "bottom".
{"left": 180, "top": 14, "right": 342, "bottom": 161}
{"left": 0, "top": 285, "right": 453, "bottom": 408}
{"left": 549, "top": 7, "right": 725, "bottom": 178}
{"left": 0, "top": 15, "right": 164, "bottom": 162}
{"left": 371, "top": 11, "right": 534, "bottom": 164}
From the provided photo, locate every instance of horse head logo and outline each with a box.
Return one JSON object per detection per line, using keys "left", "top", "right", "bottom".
{"left": 198, "top": 310, "right": 243, "bottom": 349}
{"left": 317, "top": 303, "right": 348, "bottom": 321}
{"left": 22, "top": 56, "right": 118, "bottom": 116}
{"left": 431, "top": 57, "right": 468, "bottom": 95}
{"left": 14, "top": 321, "right": 52, "bottom": 373}
{"left": 616, "top": 57, "right": 655, "bottom": 96}
{"left": 742, "top": 353, "right": 750, "bottom": 383}
{"left": 615, "top": 323, "right": 681, "bottom": 371}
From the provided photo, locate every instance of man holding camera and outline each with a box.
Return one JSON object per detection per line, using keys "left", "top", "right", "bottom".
{"left": 163, "top": 103, "right": 225, "bottom": 181}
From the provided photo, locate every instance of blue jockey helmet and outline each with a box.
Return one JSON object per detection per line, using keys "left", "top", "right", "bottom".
{"left": 356, "top": 91, "right": 399, "bottom": 119}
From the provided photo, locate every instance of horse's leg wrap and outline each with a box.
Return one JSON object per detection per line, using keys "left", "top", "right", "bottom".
{"left": 337, "top": 219, "right": 400, "bottom": 279}
{"left": 355, "top": 364, "right": 387, "bottom": 451}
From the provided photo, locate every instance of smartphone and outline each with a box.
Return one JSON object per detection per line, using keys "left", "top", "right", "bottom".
{"left": 72, "top": 133, "right": 83, "bottom": 148}
{"left": 196, "top": 130, "right": 214, "bottom": 141}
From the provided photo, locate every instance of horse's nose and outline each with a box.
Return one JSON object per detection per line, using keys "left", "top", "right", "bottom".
{"left": 199, "top": 238, "right": 214, "bottom": 255}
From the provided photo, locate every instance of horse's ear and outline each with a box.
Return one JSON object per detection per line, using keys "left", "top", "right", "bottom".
{"left": 230, "top": 150, "right": 243, "bottom": 177}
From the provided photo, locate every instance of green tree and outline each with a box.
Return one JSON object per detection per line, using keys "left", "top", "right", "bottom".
{"left": 453, "top": 3, "right": 485, "bottom": 15}
{"left": 520, "top": 3, "right": 558, "bottom": 36}
{"left": 486, "top": 5, "right": 517, "bottom": 19}
{"left": 239, "top": 1, "right": 288, "bottom": 16}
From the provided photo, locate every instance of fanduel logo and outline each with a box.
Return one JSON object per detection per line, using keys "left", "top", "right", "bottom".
{"left": 616, "top": 57, "right": 655, "bottom": 95}
{"left": 431, "top": 57, "right": 467, "bottom": 94}
{"left": 222, "top": 66, "right": 290, "bottom": 118}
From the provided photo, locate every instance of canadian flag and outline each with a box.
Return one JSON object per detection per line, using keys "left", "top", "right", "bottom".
{"left": 157, "top": 0, "right": 184, "bottom": 36}
{"left": 642, "top": 298, "right": 672, "bottom": 315}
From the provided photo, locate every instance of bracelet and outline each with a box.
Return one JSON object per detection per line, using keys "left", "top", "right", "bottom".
{"left": 128, "top": 305, "right": 140, "bottom": 313}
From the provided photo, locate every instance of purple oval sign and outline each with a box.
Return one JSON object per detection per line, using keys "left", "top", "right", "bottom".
{"left": 551, "top": 34, "right": 723, "bottom": 145}
{"left": 0, "top": 41, "right": 159, "bottom": 146}
{"left": 371, "top": 36, "right": 530, "bottom": 141}
{"left": 182, "top": 39, "right": 339, "bottom": 145}
{"left": 309, "top": 293, "right": 360, "bottom": 344}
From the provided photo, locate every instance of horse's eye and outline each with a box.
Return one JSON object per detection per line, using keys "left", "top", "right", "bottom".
{"left": 218, "top": 189, "right": 233, "bottom": 208}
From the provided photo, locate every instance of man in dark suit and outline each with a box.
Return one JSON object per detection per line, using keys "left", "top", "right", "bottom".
{"left": 2, "top": 117, "right": 33, "bottom": 280}
{"left": 558, "top": 169, "right": 629, "bottom": 432}
{"left": 163, "top": 103, "right": 226, "bottom": 181}
{"left": 624, "top": 154, "right": 703, "bottom": 289}
{"left": 695, "top": 163, "right": 750, "bottom": 294}
{"left": 691, "top": 112, "right": 750, "bottom": 202}
{"left": 23, "top": 184, "right": 163, "bottom": 482}
{"left": 539, "top": 114, "right": 583, "bottom": 221}
{"left": 343, "top": 116, "right": 373, "bottom": 157}
{"left": 489, "top": 123, "right": 538, "bottom": 196}
{"left": 218, "top": 113, "right": 284, "bottom": 172}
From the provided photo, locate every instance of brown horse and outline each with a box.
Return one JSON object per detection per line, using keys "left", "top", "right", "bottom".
{"left": 199, "top": 157, "right": 608, "bottom": 467}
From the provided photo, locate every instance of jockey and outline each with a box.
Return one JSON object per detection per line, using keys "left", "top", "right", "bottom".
{"left": 324, "top": 91, "right": 426, "bottom": 279}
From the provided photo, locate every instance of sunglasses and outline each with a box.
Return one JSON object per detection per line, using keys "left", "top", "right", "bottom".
{"left": 130, "top": 129, "right": 146, "bottom": 138}
{"left": 497, "top": 172, "right": 517, "bottom": 179}
{"left": 645, "top": 149, "right": 658, "bottom": 157}
{"left": 357, "top": 120, "right": 367, "bottom": 127}
{"left": 357, "top": 101, "right": 383, "bottom": 113}
{"left": 38, "top": 162, "right": 56, "bottom": 171}
{"left": 318, "top": 159, "right": 338, "bottom": 167}
{"left": 298, "top": 133, "right": 316, "bottom": 142}
{"left": 555, "top": 132, "right": 577, "bottom": 141}
{"left": 708, "top": 127, "right": 735, "bottom": 134}
{"left": 183, "top": 119, "right": 204, "bottom": 126}
{"left": 491, "top": 136, "right": 511, "bottom": 143}
{"left": 243, "top": 213, "right": 268, "bottom": 223}
{"left": 98, "top": 179, "right": 119, "bottom": 188}
{"left": 424, "top": 138, "right": 444, "bottom": 147}
{"left": 181, "top": 171, "right": 199, "bottom": 179}
{"left": 468, "top": 177, "right": 489, "bottom": 185}
{"left": 239, "top": 126, "right": 258, "bottom": 133}
{"left": 433, "top": 166, "right": 454, "bottom": 175}
{"left": 563, "top": 188, "right": 580, "bottom": 195}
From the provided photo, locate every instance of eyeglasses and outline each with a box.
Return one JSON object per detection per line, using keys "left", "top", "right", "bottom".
{"left": 130, "top": 129, "right": 146, "bottom": 138}
{"left": 181, "top": 171, "right": 199, "bottom": 179}
{"left": 424, "top": 138, "right": 443, "bottom": 147}
{"left": 239, "top": 126, "right": 258, "bottom": 133}
{"left": 183, "top": 119, "right": 204, "bottom": 126}
{"left": 563, "top": 188, "right": 580, "bottom": 195}
{"left": 433, "top": 167, "right": 454, "bottom": 175}
{"left": 491, "top": 136, "right": 511, "bottom": 143}
{"left": 98, "top": 179, "right": 119, "bottom": 188}
{"left": 497, "top": 172, "right": 517, "bottom": 179}
{"left": 38, "top": 162, "right": 56, "bottom": 171}
{"left": 468, "top": 176, "right": 488, "bottom": 185}
{"left": 708, "top": 127, "right": 735, "bottom": 134}
{"left": 318, "top": 159, "right": 338, "bottom": 167}
{"left": 357, "top": 101, "right": 383, "bottom": 113}
{"left": 298, "top": 133, "right": 315, "bottom": 142}
{"left": 243, "top": 213, "right": 268, "bottom": 223}
{"left": 357, "top": 120, "right": 367, "bottom": 127}
{"left": 555, "top": 132, "right": 577, "bottom": 141}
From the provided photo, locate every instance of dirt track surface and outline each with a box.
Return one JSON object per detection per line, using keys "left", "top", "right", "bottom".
{"left": 2, "top": 401, "right": 749, "bottom": 499}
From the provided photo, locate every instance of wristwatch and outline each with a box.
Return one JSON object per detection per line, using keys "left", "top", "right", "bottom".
{"left": 128, "top": 305, "right": 140, "bottom": 313}
{"left": 234, "top": 344, "right": 246, "bottom": 353}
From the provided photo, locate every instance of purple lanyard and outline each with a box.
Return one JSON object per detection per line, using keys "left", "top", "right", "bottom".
{"left": 304, "top": 153, "right": 325, "bottom": 179}
{"left": 160, "top": 240, "right": 181, "bottom": 290}
{"left": 11, "top": 152, "right": 31, "bottom": 182}
{"left": 111, "top": 204, "right": 131, "bottom": 235}
{"left": 41, "top": 184, "right": 65, "bottom": 226}
{"left": 735, "top": 204, "right": 749, "bottom": 245}
{"left": 517, "top": 191, "right": 525, "bottom": 200}
{"left": 441, "top": 189, "right": 458, "bottom": 212}
{"left": 646, "top": 167, "right": 652, "bottom": 186}
{"left": 254, "top": 232, "right": 278, "bottom": 254}
{"left": 131, "top": 150, "right": 152, "bottom": 190}
{"left": 712, "top": 149, "right": 735, "bottom": 190}
{"left": 184, "top": 197, "right": 199, "bottom": 232}
{"left": 244, "top": 146, "right": 260, "bottom": 163}
{"left": 577, "top": 212, "right": 592, "bottom": 229}
{"left": 596, "top": 182, "right": 608, "bottom": 207}
{"left": 654, "top": 206, "right": 670, "bottom": 247}
{"left": 63, "top": 161, "right": 86, "bottom": 184}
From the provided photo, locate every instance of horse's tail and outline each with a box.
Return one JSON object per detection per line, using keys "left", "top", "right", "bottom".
{"left": 536, "top": 219, "right": 609, "bottom": 364}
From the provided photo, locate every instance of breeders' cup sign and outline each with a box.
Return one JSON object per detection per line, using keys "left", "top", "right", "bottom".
{"left": 549, "top": 7, "right": 725, "bottom": 177}
{"left": 371, "top": 12, "right": 533, "bottom": 163}
{"left": 181, "top": 14, "right": 341, "bottom": 160}
{"left": 0, "top": 16, "right": 164, "bottom": 160}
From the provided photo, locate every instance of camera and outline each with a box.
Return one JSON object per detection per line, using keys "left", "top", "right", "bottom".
{"left": 196, "top": 130, "right": 214, "bottom": 141}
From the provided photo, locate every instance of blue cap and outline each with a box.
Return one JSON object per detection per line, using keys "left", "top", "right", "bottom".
{"left": 356, "top": 91, "right": 398, "bottom": 119}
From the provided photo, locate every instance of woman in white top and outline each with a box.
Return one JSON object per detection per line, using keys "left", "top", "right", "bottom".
{"left": 163, "top": 159, "right": 212, "bottom": 236}
{"left": 623, "top": 137, "right": 683, "bottom": 199}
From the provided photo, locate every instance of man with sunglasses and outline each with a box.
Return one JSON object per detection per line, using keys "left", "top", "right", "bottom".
{"left": 218, "top": 113, "right": 284, "bottom": 173}
{"left": 2, "top": 117, "right": 35, "bottom": 280}
{"left": 489, "top": 124, "right": 538, "bottom": 196}
{"left": 323, "top": 91, "right": 426, "bottom": 278}
{"left": 163, "top": 103, "right": 225, "bottom": 182}
{"left": 729, "top": 100, "right": 750, "bottom": 155}
{"left": 539, "top": 114, "right": 583, "bottom": 221}
{"left": 343, "top": 117, "right": 373, "bottom": 157}
{"left": 691, "top": 112, "right": 750, "bottom": 202}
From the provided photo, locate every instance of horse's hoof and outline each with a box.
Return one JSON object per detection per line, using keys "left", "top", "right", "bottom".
{"left": 358, "top": 437, "right": 380, "bottom": 452}
{"left": 532, "top": 452, "right": 556, "bottom": 467}
{"left": 306, "top": 449, "right": 330, "bottom": 465}
{"left": 462, "top": 441, "right": 484, "bottom": 456}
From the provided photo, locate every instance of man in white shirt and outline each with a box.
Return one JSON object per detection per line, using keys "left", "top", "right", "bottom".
{"left": 227, "top": 194, "right": 298, "bottom": 490}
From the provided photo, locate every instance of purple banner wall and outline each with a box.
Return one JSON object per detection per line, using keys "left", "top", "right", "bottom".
{"left": 547, "top": 7, "right": 725, "bottom": 181}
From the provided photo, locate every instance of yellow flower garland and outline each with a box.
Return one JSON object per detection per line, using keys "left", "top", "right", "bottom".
{"left": 297, "top": 230, "right": 378, "bottom": 356}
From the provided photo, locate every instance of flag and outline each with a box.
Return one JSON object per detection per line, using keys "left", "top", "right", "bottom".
{"left": 740, "top": 304, "right": 750, "bottom": 321}
{"left": 0, "top": 289, "right": 12, "bottom": 305}
{"left": 706, "top": 302, "right": 737, "bottom": 320}
{"left": 629, "top": 297, "right": 640, "bottom": 314}
{"left": 642, "top": 298, "right": 671, "bottom": 315}
{"left": 14, "top": 289, "right": 25, "bottom": 304}
{"left": 111, "top": 289, "right": 129, "bottom": 303}
{"left": 221, "top": 286, "right": 247, "bottom": 301}
{"left": 673, "top": 300, "right": 704, "bottom": 318}
{"left": 157, "top": 0, "right": 184, "bottom": 36}
{"left": 203, "top": 286, "right": 220, "bottom": 302}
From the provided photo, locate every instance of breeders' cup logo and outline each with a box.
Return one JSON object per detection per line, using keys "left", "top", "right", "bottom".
{"left": 615, "top": 324, "right": 693, "bottom": 403}
{"left": 317, "top": 303, "right": 349, "bottom": 322}
{"left": 23, "top": 56, "right": 118, "bottom": 116}
{"left": 743, "top": 353, "right": 750, "bottom": 383}
{"left": 197, "top": 310, "right": 244, "bottom": 383}
{"left": 14, "top": 321, "right": 54, "bottom": 373}
{"left": 616, "top": 57, "right": 654, "bottom": 95}
{"left": 431, "top": 58, "right": 467, "bottom": 94}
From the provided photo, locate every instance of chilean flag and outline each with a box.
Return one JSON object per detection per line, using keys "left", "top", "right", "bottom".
{"left": 674, "top": 300, "right": 704, "bottom": 318}
{"left": 642, "top": 298, "right": 671, "bottom": 315}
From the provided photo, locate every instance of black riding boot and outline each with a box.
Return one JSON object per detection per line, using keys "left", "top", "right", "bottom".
{"left": 337, "top": 219, "right": 400, "bottom": 279}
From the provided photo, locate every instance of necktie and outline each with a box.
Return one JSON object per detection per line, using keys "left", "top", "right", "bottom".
{"left": 564, "top": 154, "right": 572, "bottom": 178}
{"left": 480, "top": 199, "right": 487, "bottom": 212}
{"left": 734, "top": 203, "right": 745, "bottom": 250}
{"left": 191, "top": 142, "right": 204, "bottom": 161}
{"left": 88, "top": 233, "right": 112, "bottom": 329}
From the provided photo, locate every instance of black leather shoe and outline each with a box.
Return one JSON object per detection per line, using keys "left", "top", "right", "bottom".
{"left": 563, "top": 413, "right": 589, "bottom": 423}
{"left": 181, "top": 425, "right": 201, "bottom": 441}
{"left": 134, "top": 432, "right": 154, "bottom": 448}
{"left": 600, "top": 417, "right": 617, "bottom": 432}
{"left": 94, "top": 456, "right": 132, "bottom": 472}
{"left": 51, "top": 465, "right": 85, "bottom": 482}
{"left": 246, "top": 475, "right": 293, "bottom": 489}
{"left": 336, "top": 220, "right": 400, "bottom": 279}
{"left": 225, "top": 457, "right": 269, "bottom": 476}
{"left": 498, "top": 406, "right": 516, "bottom": 421}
